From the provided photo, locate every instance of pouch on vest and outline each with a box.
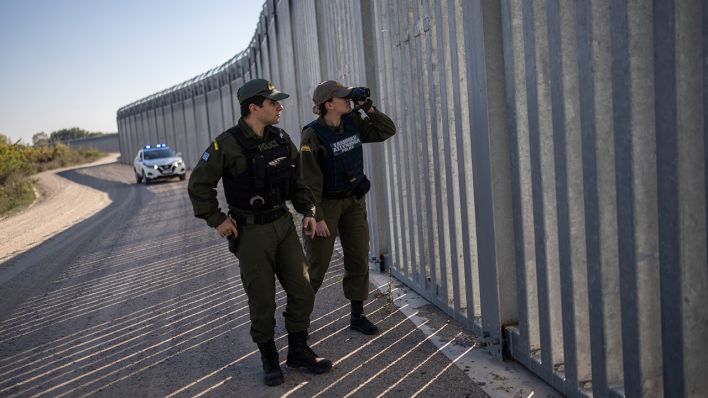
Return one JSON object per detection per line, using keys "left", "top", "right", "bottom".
{"left": 266, "top": 156, "right": 293, "bottom": 205}
{"left": 352, "top": 175, "right": 371, "bottom": 199}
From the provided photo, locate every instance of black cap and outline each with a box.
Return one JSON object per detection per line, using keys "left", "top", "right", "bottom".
{"left": 237, "top": 79, "right": 290, "bottom": 103}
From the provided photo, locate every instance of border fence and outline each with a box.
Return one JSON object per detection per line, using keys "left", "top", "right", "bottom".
{"left": 116, "top": 1, "right": 707, "bottom": 396}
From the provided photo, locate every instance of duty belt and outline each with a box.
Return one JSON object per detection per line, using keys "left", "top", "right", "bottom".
{"left": 323, "top": 191, "right": 352, "bottom": 200}
{"left": 229, "top": 206, "right": 288, "bottom": 226}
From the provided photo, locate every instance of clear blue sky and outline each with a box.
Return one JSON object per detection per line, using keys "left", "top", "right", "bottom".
{"left": 0, "top": 0, "right": 264, "bottom": 144}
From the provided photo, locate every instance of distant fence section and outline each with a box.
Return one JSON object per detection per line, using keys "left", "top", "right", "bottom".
{"left": 116, "top": 1, "right": 707, "bottom": 397}
{"left": 66, "top": 133, "right": 119, "bottom": 153}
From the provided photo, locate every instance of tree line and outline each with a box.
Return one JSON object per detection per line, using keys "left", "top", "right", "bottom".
{"left": 31, "top": 127, "right": 106, "bottom": 147}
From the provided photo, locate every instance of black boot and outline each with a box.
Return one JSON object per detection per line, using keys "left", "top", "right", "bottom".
{"left": 286, "top": 331, "right": 332, "bottom": 374}
{"left": 257, "top": 340, "right": 284, "bottom": 386}
{"left": 350, "top": 300, "right": 379, "bottom": 335}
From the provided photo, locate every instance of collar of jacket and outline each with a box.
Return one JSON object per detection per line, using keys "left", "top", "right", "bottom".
{"left": 238, "top": 117, "right": 277, "bottom": 141}
{"left": 316, "top": 116, "right": 346, "bottom": 134}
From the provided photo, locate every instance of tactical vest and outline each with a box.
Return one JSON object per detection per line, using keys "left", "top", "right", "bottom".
{"left": 222, "top": 126, "right": 294, "bottom": 211}
{"left": 305, "top": 114, "right": 365, "bottom": 196}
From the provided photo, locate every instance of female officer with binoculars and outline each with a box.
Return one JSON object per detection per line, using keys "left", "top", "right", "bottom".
{"left": 299, "top": 80, "right": 396, "bottom": 335}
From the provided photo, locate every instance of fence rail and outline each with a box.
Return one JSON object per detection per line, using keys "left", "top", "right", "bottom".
{"left": 116, "top": 1, "right": 707, "bottom": 396}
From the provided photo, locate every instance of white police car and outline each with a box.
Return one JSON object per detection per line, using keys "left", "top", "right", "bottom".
{"left": 133, "top": 144, "right": 186, "bottom": 184}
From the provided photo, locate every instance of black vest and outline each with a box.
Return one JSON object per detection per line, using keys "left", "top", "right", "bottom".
{"left": 305, "top": 114, "right": 365, "bottom": 196}
{"left": 222, "top": 126, "right": 294, "bottom": 211}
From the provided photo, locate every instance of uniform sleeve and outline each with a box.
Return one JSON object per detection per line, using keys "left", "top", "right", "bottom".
{"left": 351, "top": 107, "right": 397, "bottom": 143}
{"left": 288, "top": 136, "right": 317, "bottom": 218}
{"left": 187, "top": 141, "right": 227, "bottom": 228}
{"left": 299, "top": 127, "right": 326, "bottom": 221}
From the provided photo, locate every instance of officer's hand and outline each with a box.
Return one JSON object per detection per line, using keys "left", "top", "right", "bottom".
{"left": 303, "top": 217, "right": 317, "bottom": 239}
{"left": 315, "top": 220, "right": 330, "bottom": 238}
{"left": 216, "top": 217, "right": 238, "bottom": 238}
{"left": 356, "top": 99, "right": 374, "bottom": 113}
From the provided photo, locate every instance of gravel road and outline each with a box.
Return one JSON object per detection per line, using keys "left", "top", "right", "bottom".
{"left": 0, "top": 154, "right": 118, "bottom": 264}
{"left": 0, "top": 158, "right": 507, "bottom": 397}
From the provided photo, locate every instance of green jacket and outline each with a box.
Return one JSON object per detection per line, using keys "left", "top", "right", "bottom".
{"left": 299, "top": 108, "right": 396, "bottom": 220}
{"left": 188, "top": 118, "right": 316, "bottom": 228}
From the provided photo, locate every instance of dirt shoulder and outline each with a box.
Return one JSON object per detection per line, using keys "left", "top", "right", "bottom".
{"left": 0, "top": 154, "right": 119, "bottom": 264}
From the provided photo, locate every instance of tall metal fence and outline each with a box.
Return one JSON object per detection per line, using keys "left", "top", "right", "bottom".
{"left": 116, "top": 1, "right": 707, "bottom": 397}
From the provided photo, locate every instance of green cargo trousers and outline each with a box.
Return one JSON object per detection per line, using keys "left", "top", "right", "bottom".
{"left": 235, "top": 212, "right": 315, "bottom": 343}
{"left": 304, "top": 197, "right": 370, "bottom": 301}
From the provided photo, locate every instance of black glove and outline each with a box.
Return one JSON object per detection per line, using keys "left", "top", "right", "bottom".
{"left": 355, "top": 99, "right": 373, "bottom": 112}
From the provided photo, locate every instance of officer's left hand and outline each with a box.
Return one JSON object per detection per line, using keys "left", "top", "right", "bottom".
{"left": 303, "top": 217, "right": 317, "bottom": 239}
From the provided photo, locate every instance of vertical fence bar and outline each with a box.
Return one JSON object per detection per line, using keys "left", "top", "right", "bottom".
{"left": 394, "top": 0, "right": 416, "bottom": 283}
{"left": 155, "top": 106, "right": 165, "bottom": 143}
{"left": 582, "top": 0, "right": 623, "bottom": 395}
{"left": 172, "top": 101, "right": 189, "bottom": 168}
{"left": 609, "top": 1, "right": 646, "bottom": 396}
{"left": 629, "top": 1, "right": 664, "bottom": 396}
{"left": 503, "top": 0, "right": 542, "bottom": 365}
{"left": 408, "top": 0, "right": 427, "bottom": 290}
{"left": 470, "top": 0, "right": 516, "bottom": 350}
{"left": 379, "top": 0, "right": 397, "bottom": 280}
{"left": 655, "top": 0, "right": 681, "bottom": 394}
{"left": 379, "top": 0, "right": 406, "bottom": 284}
{"left": 415, "top": 0, "right": 437, "bottom": 296}
{"left": 220, "top": 82, "right": 233, "bottom": 131}
{"left": 163, "top": 104, "right": 175, "bottom": 148}
{"left": 523, "top": 0, "right": 561, "bottom": 378}
{"left": 361, "top": 0, "right": 387, "bottom": 260}
{"left": 443, "top": 0, "right": 463, "bottom": 323}
{"left": 431, "top": 0, "right": 448, "bottom": 306}
{"left": 678, "top": 1, "right": 708, "bottom": 395}
{"left": 452, "top": 0, "right": 481, "bottom": 327}
{"left": 183, "top": 97, "right": 199, "bottom": 168}
{"left": 558, "top": 0, "right": 593, "bottom": 394}
{"left": 547, "top": 0, "right": 579, "bottom": 392}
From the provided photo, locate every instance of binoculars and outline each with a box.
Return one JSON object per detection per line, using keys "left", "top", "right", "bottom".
{"left": 349, "top": 87, "right": 370, "bottom": 102}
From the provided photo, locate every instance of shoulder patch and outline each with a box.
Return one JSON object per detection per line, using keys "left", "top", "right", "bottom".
{"left": 300, "top": 144, "right": 311, "bottom": 152}
{"left": 213, "top": 140, "right": 219, "bottom": 151}
{"left": 201, "top": 151, "right": 211, "bottom": 161}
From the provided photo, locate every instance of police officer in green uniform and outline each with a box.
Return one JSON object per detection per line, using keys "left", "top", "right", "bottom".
{"left": 299, "top": 80, "right": 396, "bottom": 335}
{"left": 187, "top": 79, "right": 331, "bottom": 386}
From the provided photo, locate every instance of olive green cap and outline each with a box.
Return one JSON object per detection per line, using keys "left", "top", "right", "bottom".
{"left": 312, "top": 80, "right": 353, "bottom": 105}
{"left": 237, "top": 79, "right": 289, "bottom": 103}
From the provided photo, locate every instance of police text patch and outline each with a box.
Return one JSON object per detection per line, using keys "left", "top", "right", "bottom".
{"left": 201, "top": 151, "right": 211, "bottom": 161}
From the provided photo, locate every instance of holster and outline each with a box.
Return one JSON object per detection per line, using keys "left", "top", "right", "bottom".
{"left": 227, "top": 235, "right": 240, "bottom": 256}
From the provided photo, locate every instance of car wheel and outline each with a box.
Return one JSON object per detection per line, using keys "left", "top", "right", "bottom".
{"left": 135, "top": 172, "right": 141, "bottom": 184}
{"left": 179, "top": 174, "right": 186, "bottom": 181}
{"left": 142, "top": 171, "right": 150, "bottom": 185}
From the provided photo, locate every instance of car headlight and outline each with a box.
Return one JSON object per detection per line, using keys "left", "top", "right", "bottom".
{"left": 151, "top": 164, "right": 159, "bottom": 169}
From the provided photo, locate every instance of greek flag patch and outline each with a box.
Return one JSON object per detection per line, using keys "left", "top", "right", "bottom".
{"left": 201, "top": 151, "right": 210, "bottom": 161}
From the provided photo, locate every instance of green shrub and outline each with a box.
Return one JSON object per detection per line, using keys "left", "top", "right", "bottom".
{"left": 0, "top": 174, "right": 35, "bottom": 215}
{"left": 0, "top": 140, "right": 106, "bottom": 216}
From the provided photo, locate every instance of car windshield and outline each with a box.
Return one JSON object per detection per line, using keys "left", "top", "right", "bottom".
{"left": 144, "top": 148, "right": 176, "bottom": 160}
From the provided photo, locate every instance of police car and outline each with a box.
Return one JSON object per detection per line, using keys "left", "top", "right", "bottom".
{"left": 133, "top": 144, "right": 186, "bottom": 184}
